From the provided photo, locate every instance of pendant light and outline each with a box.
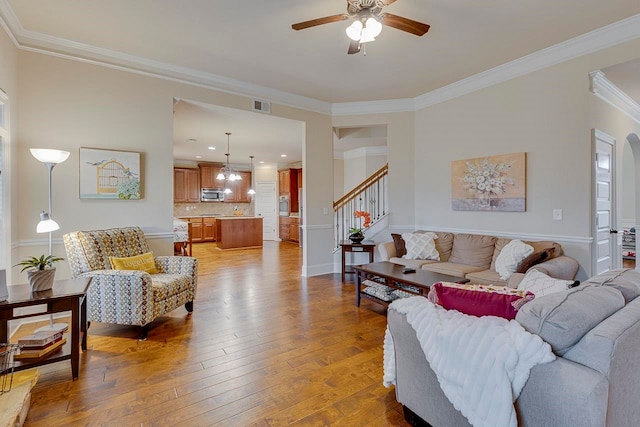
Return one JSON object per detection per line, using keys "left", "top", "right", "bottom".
{"left": 216, "top": 132, "right": 242, "bottom": 183}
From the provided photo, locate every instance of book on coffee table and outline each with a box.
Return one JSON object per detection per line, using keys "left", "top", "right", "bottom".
{"left": 14, "top": 338, "right": 66, "bottom": 360}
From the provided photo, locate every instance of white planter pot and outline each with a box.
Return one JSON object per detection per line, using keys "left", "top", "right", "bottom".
{"left": 27, "top": 267, "right": 56, "bottom": 292}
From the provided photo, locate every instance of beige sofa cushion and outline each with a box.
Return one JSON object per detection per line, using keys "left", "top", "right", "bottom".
{"left": 434, "top": 232, "right": 455, "bottom": 262}
{"left": 448, "top": 234, "right": 497, "bottom": 268}
{"left": 390, "top": 257, "right": 439, "bottom": 269}
{"left": 465, "top": 269, "right": 507, "bottom": 286}
{"left": 422, "top": 262, "right": 485, "bottom": 278}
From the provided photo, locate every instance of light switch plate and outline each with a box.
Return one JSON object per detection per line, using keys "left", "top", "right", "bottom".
{"left": 553, "top": 209, "right": 563, "bottom": 221}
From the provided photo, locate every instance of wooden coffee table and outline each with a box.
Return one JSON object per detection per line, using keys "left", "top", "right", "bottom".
{"left": 354, "top": 261, "right": 469, "bottom": 308}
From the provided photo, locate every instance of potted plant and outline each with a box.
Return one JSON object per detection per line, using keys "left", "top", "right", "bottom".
{"left": 14, "top": 255, "right": 64, "bottom": 291}
{"left": 349, "top": 210, "right": 372, "bottom": 243}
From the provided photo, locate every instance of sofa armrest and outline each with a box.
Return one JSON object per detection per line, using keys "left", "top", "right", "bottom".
{"left": 516, "top": 357, "right": 608, "bottom": 427}
{"left": 79, "top": 270, "right": 155, "bottom": 326}
{"left": 378, "top": 241, "right": 396, "bottom": 261}
{"left": 155, "top": 256, "right": 198, "bottom": 277}
{"left": 528, "top": 255, "right": 579, "bottom": 280}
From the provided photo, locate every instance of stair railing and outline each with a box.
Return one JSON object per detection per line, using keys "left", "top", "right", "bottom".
{"left": 333, "top": 164, "right": 388, "bottom": 247}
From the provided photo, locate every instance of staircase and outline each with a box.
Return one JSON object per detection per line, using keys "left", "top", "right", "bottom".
{"left": 333, "top": 164, "right": 389, "bottom": 247}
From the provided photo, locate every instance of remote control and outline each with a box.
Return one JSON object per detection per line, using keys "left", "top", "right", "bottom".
{"left": 401, "top": 267, "right": 416, "bottom": 274}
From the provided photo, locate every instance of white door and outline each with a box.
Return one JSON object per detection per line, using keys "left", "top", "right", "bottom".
{"left": 256, "top": 181, "right": 277, "bottom": 241}
{"left": 593, "top": 129, "right": 618, "bottom": 275}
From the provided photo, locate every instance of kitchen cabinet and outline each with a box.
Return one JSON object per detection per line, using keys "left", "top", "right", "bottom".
{"left": 279, "top": 170, "right": 290, "bottom": 196}
{"left": 223, "top": 171, "right": 252, "bottom": 203}
{"left": 199, "top": 164, "right": 218, "bottom": 189}
{"left": 289, "top": 217, "right": 300, "bottom": 243}
{"left": 203, "top": 217, "right": 216, "bottom": 241}
{"left": 179, "top": 217, "right": 218, "bottom": 242}
{"left": 279, "top": 216, "right": 290, "bottom": 241}
{"left": 174, "top": 168, "right": 200, "bottom": 203}
{"left": 279, "top": 168, "right": 301, "bottom": 214}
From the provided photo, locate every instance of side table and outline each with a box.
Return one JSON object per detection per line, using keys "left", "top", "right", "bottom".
{"left": 0, "top": 277, "right": 91, "bottom": 379}
{"left": 339, "top": 240, "right": 376, "bottom": 283}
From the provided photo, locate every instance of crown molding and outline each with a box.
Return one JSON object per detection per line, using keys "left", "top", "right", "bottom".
{"left": 590, "top": 70, "right": 640, "bottom": 125}
{"left": 1, "top": 0, "right": 639, "bottom": 116}
{"left": 331, "top": 98, "right": 415, "bottom": 116}
{"left": 0, "top": 1, "right": 332, "bottom": 116}
{"left": 413, "top": 13, "right": 640, "bottom": 111}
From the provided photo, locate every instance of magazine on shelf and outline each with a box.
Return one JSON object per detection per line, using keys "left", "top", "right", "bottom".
{"left": 14, "top": 338, "right": 66, "bottom": 360}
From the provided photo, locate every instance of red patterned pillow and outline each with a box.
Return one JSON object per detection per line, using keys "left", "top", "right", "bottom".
{"left": 430, "top": 282, "right": 534, "bottom": 320}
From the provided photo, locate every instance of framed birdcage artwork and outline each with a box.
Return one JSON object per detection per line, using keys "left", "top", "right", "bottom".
{"left": 79, "top": 147, "right": 141, "bottom": 199}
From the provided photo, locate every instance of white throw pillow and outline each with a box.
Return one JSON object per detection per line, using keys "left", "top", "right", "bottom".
{"left": 517, "top": 269, "right": 574, "bottom": 297}
{"left": 402, "top": 232, "right": 440, "bottom": 260}
{"left": 495, "top": 240, "right": 534, "bottom": 280}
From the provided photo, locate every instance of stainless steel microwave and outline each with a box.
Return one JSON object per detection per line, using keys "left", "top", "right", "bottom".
{"left": 201, "top": 188, "right": 224, "bottom": 202}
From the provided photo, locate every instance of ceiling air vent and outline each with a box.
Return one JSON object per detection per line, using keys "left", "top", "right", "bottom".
{"left": 252, "top": 99, "right": 270, "bottom": 114}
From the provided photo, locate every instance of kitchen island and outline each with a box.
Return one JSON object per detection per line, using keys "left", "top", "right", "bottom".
{"left": 215, "top": 216, "right": 263, "bottom": 250}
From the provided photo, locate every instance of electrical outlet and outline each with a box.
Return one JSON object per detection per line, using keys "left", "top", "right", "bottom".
{"left": 553, "top": 209, "right": 563, "bottom": 221}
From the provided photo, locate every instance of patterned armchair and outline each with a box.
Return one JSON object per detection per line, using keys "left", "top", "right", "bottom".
{"left": 63, "top": 226, "right": 198, "bottom": 339}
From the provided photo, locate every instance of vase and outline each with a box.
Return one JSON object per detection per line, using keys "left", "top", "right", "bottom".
{"left": 349, "top": 231, "right": 365, "bottom": 244}
{"left": 27, "top": 267, "right": 56, "bottom": 292}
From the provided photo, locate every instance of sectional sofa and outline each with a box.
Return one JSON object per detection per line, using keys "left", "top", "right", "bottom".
{"left": 378, "top": 231, "right": 579, "bottom": 286}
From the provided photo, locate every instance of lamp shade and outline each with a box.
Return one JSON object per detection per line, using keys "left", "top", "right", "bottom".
{"left": 30, "top": 149, "right": 70, "bottom": 164}
{"left": 346, "top": 20, "right": 363, "bottom": 41}
{"left": 36, "top": 212, "right": 60, "bottom": 233}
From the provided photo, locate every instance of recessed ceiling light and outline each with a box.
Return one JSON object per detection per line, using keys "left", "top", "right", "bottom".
{"left": 195, "top": 155, "right": 202, "bottom": 159}
{"left": 280, "top": 154, "right": 287, "bottom": 158}
{"left": 259, "top": 161, "right": 265, "bottom": 164}
{"left": 208, "top": 146, "right": 215, "bottom": 150}
{"left": 187, "top": 138, "right": 197, "bottom": 143}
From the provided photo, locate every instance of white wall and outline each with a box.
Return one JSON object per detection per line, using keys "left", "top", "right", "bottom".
{"left": 0, "top": 26, "right": 18, "bottom": 283}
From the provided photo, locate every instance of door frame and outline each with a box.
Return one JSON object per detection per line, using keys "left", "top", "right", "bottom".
{"left": 592, "top": 128, "right": 618, "bottom": 275}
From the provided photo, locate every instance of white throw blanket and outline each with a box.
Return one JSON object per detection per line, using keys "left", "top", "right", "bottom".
{"left": 383, "top": 297, "right": 554, "bottom": 427}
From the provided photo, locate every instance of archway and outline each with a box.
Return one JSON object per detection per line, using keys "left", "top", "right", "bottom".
{"left": 625, "top": 133, "right": 640, "bottom": 271}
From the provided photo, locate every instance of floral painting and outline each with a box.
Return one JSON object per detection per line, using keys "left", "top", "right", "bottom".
{"left": 451, "top": 152, "right": 526, "bottom": 211}
{"left": 79, "top": 148, "right": 141, "bottom": 199}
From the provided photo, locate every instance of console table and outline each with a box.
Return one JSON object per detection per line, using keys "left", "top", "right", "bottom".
{"left": 339, "top": 240, "right": 376, "bottom": 283}
{"left": 0, "top": 277, "right": 91, "bottom": 379}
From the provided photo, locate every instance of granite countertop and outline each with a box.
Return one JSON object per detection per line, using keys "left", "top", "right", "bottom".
{"left": 216, "top": 216, "right": 262, "bottom": 220}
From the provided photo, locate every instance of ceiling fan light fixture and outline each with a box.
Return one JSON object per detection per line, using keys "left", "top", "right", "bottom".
{"left": 366, "top": 17, "right": 382, "bottom": 38}
{"left": 346, "top": 20, "right": 363, "bottom": 41}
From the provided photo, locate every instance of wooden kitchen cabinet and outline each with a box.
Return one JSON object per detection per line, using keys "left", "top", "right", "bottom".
{"left": 278, "top": 170, "right": 290, "bottom": 196}
{"left": 279, "top": 216, "right": 290, "bottom": 241}
{"left": 199, "top": 164, "right": 218, "bottom": 189}
{"left": 203, "top": 217, "right": 216, "bottom": 241}
{"left": 223, "top": 171, "right": 252, "bottom": 203}
{"left": 174, "top": 168, "right": 200, "bottom": 203}
{"left": 179, "top": 218, "right": 203, "bottom": 242}
{"left": 289, "top": 217, "right": 300, "bottom": 243}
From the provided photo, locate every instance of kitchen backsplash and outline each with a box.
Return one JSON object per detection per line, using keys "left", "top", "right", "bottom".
{"left": 174, "top": 202, "right": 253, "bottom": 217}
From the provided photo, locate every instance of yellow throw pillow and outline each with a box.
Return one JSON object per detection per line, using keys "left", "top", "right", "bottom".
{"left": 109, "top": 252, "right": 158, "bottom": 274}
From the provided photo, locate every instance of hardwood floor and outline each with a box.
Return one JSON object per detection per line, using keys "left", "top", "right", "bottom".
{"left": 22, "top": 241, "right": 408, "bottom": 426}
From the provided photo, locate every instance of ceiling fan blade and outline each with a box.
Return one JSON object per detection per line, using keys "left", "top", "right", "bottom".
{"left": 347, "top": 40, "right": 361, "bottom": 55}
{"left": 292, "top": 14, "right": 349, "bottom": 31}
{"left": 380, "top": 13, "right": 430, "bottom": 36}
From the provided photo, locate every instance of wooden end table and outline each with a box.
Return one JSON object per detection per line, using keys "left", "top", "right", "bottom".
{"left": 0, "top": 277, "right": 91, "bottom": 379}
{"left": 354, "top": 262, "right": 469, "bottom": 308}
{"left": 340, "top": 240, "right": 376, "bottom": 283}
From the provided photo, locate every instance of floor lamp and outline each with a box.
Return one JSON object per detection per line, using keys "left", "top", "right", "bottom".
{"left": 30, "top": 148, "right": 70, "bottom": 334}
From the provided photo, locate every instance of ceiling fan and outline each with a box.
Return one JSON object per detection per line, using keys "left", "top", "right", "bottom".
{"left": 291, "top": 0, "right": 430, "bottom": 55}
